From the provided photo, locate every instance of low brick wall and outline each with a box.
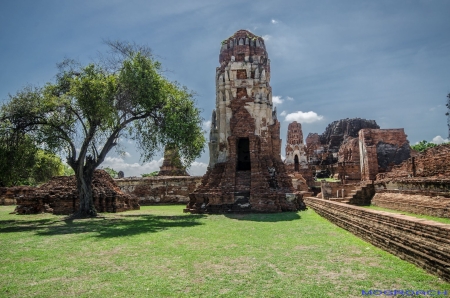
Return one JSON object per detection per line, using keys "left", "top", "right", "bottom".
{"left": 304, "top": 197, "right": 450, "bottom": 282}
{"left": 116, "top": 176, "right": 202, "bottom": 205}
{"left": 371, "top": 180, "right": 450, "bottom": 218}
{"left": 372, "top": 192, "right": 450, "bottom": 218}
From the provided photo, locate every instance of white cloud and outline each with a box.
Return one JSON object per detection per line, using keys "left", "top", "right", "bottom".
{"left": 272, "top": 95, "right": 284, "bottom": 106}
{"left": 101, "top": 157, "right": 164, "bottom": 177}
{"left": 429, "top": 105, "right": 442, "bottom": 112}
{"left": 271, "top": 19, "right": 278, "bottom": 24}
{"left": 432, "top": 135, "right": 449, "bottom": 144}
{"left": 123, "top": 152, "right": 131, "bottom": 157}
{"left": 187, "top": 161, "right": 208, "bottom": 176}
{"left": 202, "top": 120, "right": 211, "bottom": 131}
{"left": 100, "top": 156, "right": 209, "bottom": 177}
{"left": 280, "top": 110, "right": 287, "bottom": 116}
{"left": 262, "top": 35, "right": 271, "bottom": 42}
{"left": 284, "top": 111, "right": 324, "bottom": 123}
{"left": 287, "top": 96, "right": 294, "bottom": 101}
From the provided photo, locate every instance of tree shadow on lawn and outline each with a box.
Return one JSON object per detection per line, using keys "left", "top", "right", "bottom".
{"left": 0, "top": 218, "right": 62, "bottom": 233}
{"left": 225, "top": 212, "right": 301, "bottom": 222}
{"left": 0, "top": 214, "right": 206, "bottom": 238}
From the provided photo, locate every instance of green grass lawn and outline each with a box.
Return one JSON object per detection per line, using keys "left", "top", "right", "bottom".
{"left": 1, "top": 205, "right": 448, "bottom": 297}
{"left": 364, "top": 205, "right": 450, "bottom": 225}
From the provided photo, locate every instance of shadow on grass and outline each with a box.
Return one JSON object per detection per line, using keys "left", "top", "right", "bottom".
{"left": 0, "top": 214, "right": 206, "bottom": 238}
{"left": 0, "top": 218, "right": 62, "bottom": 233}
{"left": 225, "top": 212, "right": 301, "bottom": 222}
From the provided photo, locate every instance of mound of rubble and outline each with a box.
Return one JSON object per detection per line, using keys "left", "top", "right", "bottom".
{"left": 15, "top": 170, "right": 140, "bottom": 215}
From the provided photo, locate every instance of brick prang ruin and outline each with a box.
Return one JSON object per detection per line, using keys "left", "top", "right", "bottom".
{"left": 158, "top": 145, "right": 188, "bottom": 176}
{"left": 185, "top": 30, "right": 306, "bottom": 213}
{"left": 284, "top": 121, "right": 307, "bottom": 171}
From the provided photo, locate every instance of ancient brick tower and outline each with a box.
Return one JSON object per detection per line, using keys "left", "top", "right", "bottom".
{"left": 285, "top": 121, "right": 308, "bottom": 172}
{"left": 185, "top": 30, "right": 305, "bottom": 213}
{"left": 158, "top": 145, "right": 188, "bottom": 176}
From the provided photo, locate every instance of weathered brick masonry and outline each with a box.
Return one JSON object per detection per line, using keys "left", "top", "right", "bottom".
{"left": 377, "top": 143, "right": 450, "bottom": 180}
{"left": 187, "top": 30, "right": 305, "bottom": 213}
{"left": 116, "top": 176, "right": 202, "bottom": 205}
{"left": 372, "top": 144, "right": 450, "bottom": 217}
{"left": 14, "top": 170, "right": 139, "bottom": 215}
{"left": 359, "top": 128, "right": 410, "bottom": 181}
{"left": 304, "top": 197, "right": 450, "bottom": 282}
{"left": 158, "top": 145, "right": 188, "bottom": 176}
{"left": 0, "top": 186, "right": 35, "bottom": 205}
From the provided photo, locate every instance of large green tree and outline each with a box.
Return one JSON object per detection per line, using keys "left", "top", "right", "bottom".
{"left": 0, "top": 41, "right": 205, "bottom": 217}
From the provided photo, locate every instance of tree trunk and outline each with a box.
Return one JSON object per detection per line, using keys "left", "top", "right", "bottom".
{"left": 75, "top": 168, "right": 97, "bottom": 217}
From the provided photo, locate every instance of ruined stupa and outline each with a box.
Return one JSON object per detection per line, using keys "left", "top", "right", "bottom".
{"left": 285, "top": 121, "right": 308, "bottom": 172}
{"left": 158, "top": 145, "right": 188, "bottom": 176}
{"left": 185, "top": 30, "right": 305, "bottom": 213}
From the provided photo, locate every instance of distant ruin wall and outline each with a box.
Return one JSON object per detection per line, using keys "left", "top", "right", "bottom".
{"left": 371, "top": 144, "right": 450, "bottom": 216}
{"left": 377, "top": 144, "right": 450, "bottom": 180}
{"left": 304, "top": 197, "right": 450, "bottom": 282}
{"left": 116, "top": 176, "right": 202, "bottom": 205}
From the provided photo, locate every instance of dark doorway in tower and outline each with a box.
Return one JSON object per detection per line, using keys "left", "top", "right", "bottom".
{"left": 294, "top": 155, "right": 299, "bottom": 172}
{"left": 237, "top": 138, "right": 251, "bottom": 171}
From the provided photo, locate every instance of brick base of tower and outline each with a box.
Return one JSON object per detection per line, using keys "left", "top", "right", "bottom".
{"left": 185, "top": 135, "right": 306, "bottom": 214}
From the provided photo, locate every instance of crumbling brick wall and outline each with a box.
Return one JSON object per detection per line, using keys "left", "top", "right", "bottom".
{"left": 116, "top": 176, "right": 202, "bottom": 205}
{"left": 337, "top": 137, "right": 361, "bottom": 180}
{"left": 377, "top": 143, "right": 450, "bottom": 180}
{"left": 15, "top": 170, "right": 139, "bottom": 215}
{"left": 0, "top": 186, "right": 35, "bottom": 205}
{"left": 372, "top": 145, "right": 450, "bottom": 217}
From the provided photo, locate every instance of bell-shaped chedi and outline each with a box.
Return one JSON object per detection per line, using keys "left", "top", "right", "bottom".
{"left": 185, "top": 30, "right": 306, "bottom": 213}
{"left": 158, "top": 145, "right": 188, "bottom": 176}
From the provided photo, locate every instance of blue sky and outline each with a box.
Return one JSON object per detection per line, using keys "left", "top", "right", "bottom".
{"left": 1, "top": 0, "right": 449, "bottom": 176}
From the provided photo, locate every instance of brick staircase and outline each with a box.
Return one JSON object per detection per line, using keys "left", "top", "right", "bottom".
{"left": 327, "top": 183, "right": 375, "bottom": 206}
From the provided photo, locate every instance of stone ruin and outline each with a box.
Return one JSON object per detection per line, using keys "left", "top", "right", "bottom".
{"left": 116, "top": 176, "right": 201, "bottom": 205}
{"left": 308, "top": 118, "right": 380, "bottom": 166}
{"left": 158, "top": 145, "right": 188, "bottom": 176}
{"left": 287, "top": 118, "right": 411, "bottom": 185}
{"left": 14, "top": 170, "right": 140, "bottom": 215}
{"left": 185, "top": 30, "right": 306, "bottom": 213}
{"left": 359, "top": 128, "right": 411, "bottom": 181}
{"left": 0, "top": 186, "right": 35, "bottom": 205}
{"left": 284, "top": 121, "right": 308, "bottom": 171}
{"left": 336, "top": 136, "right": 361, "bottom": 181}
{"left": 371, "top": 143, "right": 450, "bottom": 217}
{"left": 285, "top": 121, "right": 313, "bottom": 188}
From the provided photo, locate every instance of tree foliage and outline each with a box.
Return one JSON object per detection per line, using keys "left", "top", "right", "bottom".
{"left": 0, "top": 125, "right": 64, "bottom": 186}
{"left": 102, "top": 167, "right": 118, "bottom": 178}
{"left": 410, "top": 140, "right": 438, "bottom": 152}
{"left": 141, "top": 171, "right": 159, "bottom": 177}
{"left": 0, "top": 41, "right": 205, "bottom": 217}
